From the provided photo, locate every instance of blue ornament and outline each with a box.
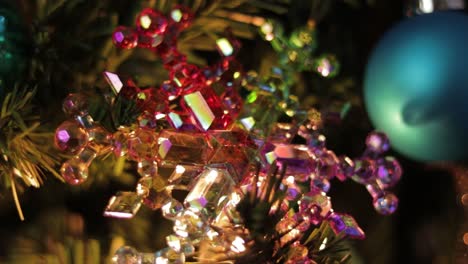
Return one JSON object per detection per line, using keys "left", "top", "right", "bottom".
{"left": 364, "top": 12, "right": 468, "bottom": 161}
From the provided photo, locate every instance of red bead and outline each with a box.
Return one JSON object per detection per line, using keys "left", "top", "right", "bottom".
{"left": 169, "top": 5, "right": 194, "bottom": 30}
{"left": 161, "top": 80, "right": 180, "bottom": 101}
{"left": 112, "top": 26, "right": 138, "bottom": 49}
{"left": 136, "top": 8, "right": 168, "bottom": 36}
{"left": 139, "top": 87, "right": 168, "bottom": 114}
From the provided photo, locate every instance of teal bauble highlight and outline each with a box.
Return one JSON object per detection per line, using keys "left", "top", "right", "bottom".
{"left": 364, "top": 12, "right": 468, "bottom": 161}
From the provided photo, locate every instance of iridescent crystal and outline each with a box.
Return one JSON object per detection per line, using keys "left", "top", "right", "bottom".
{"left": 88, "top": 125, "right": 113, "bottom": 154}
{"left": 162, "top": 199, "right": 184, "bottom": 220}
{"left": 262, "top": 144, "right": 318, "bottom": 182}
{"left": 336, "top": 155, "right": 354, "bottom": 181}
{"left": 104, "top": 192, "right": 142, "bottom": 219}
{"left": 137, "top": 160, "right": 158, "bottom": 177}
{"left": 127, "top": 128, "right": 158, "bottom": 161}
{"left": 112, "top": 246, "right": 140, "bottom": 264}
{"left": 351, "top": 158, "right": 376, "bottom": 184}
{"left": 184, "top": 164, "right": 236, "bottom": 219}
{"left": 157, "top": 130, "right": 218, "bottom": 164}
{"left": 373, "top": 192, "right": 398, "bottom": 215}
{"left": 62, "top": 93, "right": 89, "bottom": 116}
{"left": 162, "top": 162, "right": 203, "bottom": 190}
{"left": 365, "top": 131, "right": 390, "bottom": 154}
{"left": 136, "top": 8, "right": 168, "bottom": 36}
{"left": 174, "top": 210, "right": 209, "bottom": 239}
{"left": 113, "top": 26, "right": 138, "bottom": 49}
{"left": 328, "top": 212, "right": 365, "bottom": 239}
{"left": 375, "top": 156, "right": 402, "bottom": 188}
{"left": 60, "top": 157, "right": 89, "bottom": 185}
{"left": 55, "top": 120, "right": 89, "bottom": 154}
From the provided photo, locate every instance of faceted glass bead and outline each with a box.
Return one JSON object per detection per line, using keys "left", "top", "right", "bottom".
{"left": 316, "top": 150, "right": 339, "bottom": 179}
{"left": 220, "top": 88, "right": 243, "bottom": 118}
{"left": 351, "top": 158, "right": 376, "bottom": 184}
{"left": 112, "top": 246, "right": 140, "bottom": 264}
{"left": 365, "top": 181, "right": 385, "bottom": 200}
{"left": 299, "top": 191, "right": 332, "bottom": 220}
{"left": 104, "top": 192, "right": 142, "bottom": 219}
{"left": 313, "top": 54, "right": 339, "bottom": 78}
{"left": 170, "top": 5, "right": 194, "bottom": 30}
{"left": 170, "top": 63, "right": 203, "bottom": 91}
{"left": 158, "top": 130, "right": 218, "bottom": 164}
{"left": 60, "top": 157, "right": 89, "bottom": 185}
{"left": 75, "top": 114, "right": 95, "bottom": 129}
{"left": 76, "top": 146, "right": 97, "bottom": 166}
{"left": 162, "top": 199, "right": 184, "bottom": 220}
{"left": 311, "top": 178, "right": 330, "bottom": 193}
{"left": 161, "top": 80, "right": 181, "bottom": 101}
{"left": 365, "top": 131, "right": 390, "bottom": 155}
{"left": 127, "top": 128, "right": 158, "bottom": 161}
{"left": 375, "top": 156, "right": 402, "bottom": 188}
{"left": 336, "top": 155, "right": 354, "bottom": 181}
{"left": 55, "top": 120, "right": 89, "bottom": 154}
{"left": 139, "top": 87, "right": 168, "bottom": 114}
{"left": 174, "top": 210, "right": 209, "bottom": 239}
{"left": 183, "top": 86, "right": 233, "bottom": 130}
{"left": 262, "top": 144, "right": 318, "bottom": 182}
{"left": 112, "top": 26, "right": 138, "bottom": 49}
{"left": 143, "top": 188, "right": 172, "bottom": 210}
{"left": 88, "top": 125, "right": 113, "bottom": 154}
{"left": 136, "top": 176, "right": 152, "bottom": 197}
{"left": 138, "top": 33, "right": 163, "bottom": 48}
{"left": 328, "top": 212, "right": 365, "bottom": 239}
{"left": 161, "top": 162, "right": 203, "bottom": 190}
{"left": 136, "top": 8, "right": 168, "bottom": 36}
{"left": 373, "top": 192, "right": 399, "bottom": 215}
{"left": 137, "top": 160, "right": 158, "bottom": 177}
{"left": 306, "top": 131, "right": 326, "bottom": 151}
{"left": 62, "top": 93, "right": 89, "bottom": 116}
{"left": 184, "top": 164, "right": 236, "bottom": 219}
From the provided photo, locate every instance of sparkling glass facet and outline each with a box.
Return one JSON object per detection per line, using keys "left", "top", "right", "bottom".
{"left": 113, "top": 26, "right": 138, "bottom": 49}
{"left": 136, "top": 8, "right": 168, "bottom": 36}
{"left": 55, "top": 120, "right": 88, "bottom": 154}
{"left": 328, "top": 213, "right": 365, "bottom": 239}
{"left": 375, "top": 156, "right": 402, "bottom": 188}
{"left": 365, "top": 131, "right": 390, "bottom": 154}
{"left": 184, "top": 164, "right": 236, "bottom": 219}
{"left": 104, "top": 192, "right": 142, "bottom": 219}
{"left": 373, "top": 192, "right": 399, "bottom": 215}
{"left": 60, "top": 157, "right": 89, "bottom": 185}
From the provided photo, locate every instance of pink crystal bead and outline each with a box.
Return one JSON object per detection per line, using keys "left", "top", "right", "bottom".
{"left": 365, "top": 131, "right": 390, "bottom": 154}
{"left": 373, "top": 192, "right": 399, "bottom": 215}
{"left": 62, "top": 93, "right": 89, "bottom": 116}
{"left": 60, "top": 158, "right": 89, "bottom": 185}
{"left": 136, "top": 8, "right": 168, "bottom": 36}
{"left": 375, "top": 156, "right": 402, "bottom": 188}
{"left": 112, "top": 26, "right": 138, "bottom": 49}
{"left": 127, "top": 128, "right": 159, "bottom": 161}
{"left": 316, "top": 150, "right": 339, "bottom": 179}
{"left": 55, "top": 120, "right": 89, "bottom": 154}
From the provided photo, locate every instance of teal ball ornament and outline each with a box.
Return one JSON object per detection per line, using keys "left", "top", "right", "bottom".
{"left": 364, "top": 12, "right": 468, "bottom": 161}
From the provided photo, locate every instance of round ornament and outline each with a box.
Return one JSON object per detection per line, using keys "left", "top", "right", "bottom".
{"left": 364, "top": 12, "right": 468, "bottom": 161}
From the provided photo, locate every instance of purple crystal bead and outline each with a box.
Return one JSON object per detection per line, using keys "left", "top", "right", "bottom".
{"left": 373, "top": 192, "right": 399, "bottom": 215}
{"left": 365, "top": 131, "right": 390, "bottom": 154}
{"left": 375, "top": 156, "right": 402, "bottom": 188}
{"left": 351, "top": 158, "right": 376, "bottom": 184}
{"left": 328, "top": 212, "right": 365, "bottom": 239}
